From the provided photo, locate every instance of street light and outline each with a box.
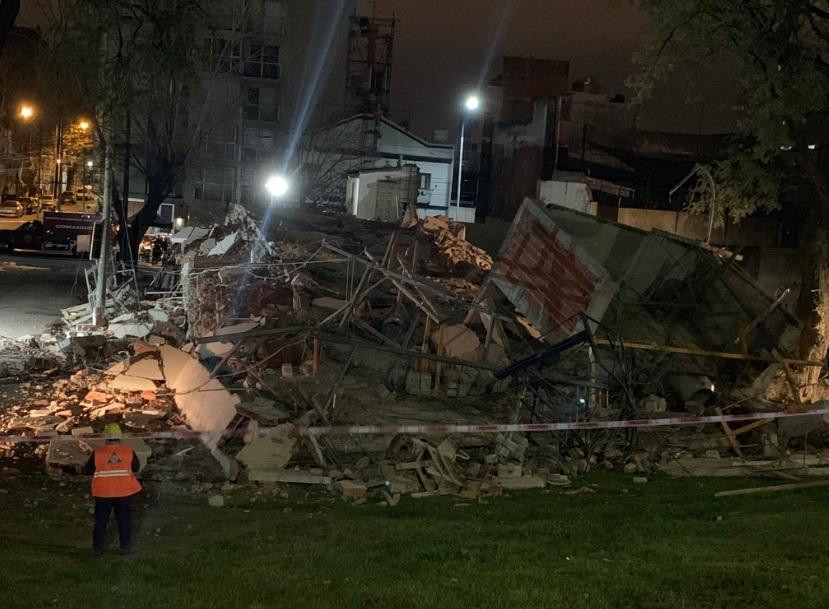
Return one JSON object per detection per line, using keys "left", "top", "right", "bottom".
{"left": 264, "top": 174, "right": 289, "bottom": 200}
{"left": 78, "top": 119, "right": 91, "bottom": 131}
{"left": 455, "top": 93, "right": 481, "bottom": 216}
{"left": 19, "top": 104, "right": 35, "bottom": 120}
{"left": 86, "top": 160, "right": 94, "bottom": 168}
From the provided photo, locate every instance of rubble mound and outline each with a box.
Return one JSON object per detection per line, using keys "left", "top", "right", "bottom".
{"left": 419, "top": 216, "right": 493, "bottom": 275}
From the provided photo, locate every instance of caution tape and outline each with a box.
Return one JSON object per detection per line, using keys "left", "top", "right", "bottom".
{"left": 303, "top": 407, "right": 829, "bottom": 436}
{"left": 1, "top": 407, "right": 828, "bottom": 444}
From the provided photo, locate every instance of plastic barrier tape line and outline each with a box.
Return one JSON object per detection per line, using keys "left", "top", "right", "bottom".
{"left": 1, "top": 407, "right": 828, "bottom": 444}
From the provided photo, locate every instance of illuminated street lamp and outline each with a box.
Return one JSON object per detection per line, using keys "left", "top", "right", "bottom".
{"left": 455, "top": 93, "right": 481, "bottom": 215}
{"left": 86, "top": 160, "right": 94, "bottom": 168}
{"left": 78, "top": 119, "right": 91, "bottom": 131}
{"left": 264, "top": 174, "right": 289, "bottom": 200}
{"left": 19, "top": 104, "right": 35, "bottom": 120}
{"left": 464, "top": 95, "right": 480, "bottom": 112}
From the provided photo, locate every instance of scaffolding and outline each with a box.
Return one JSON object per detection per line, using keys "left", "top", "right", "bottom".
{"left": 345, "top": 14, "right": 395, "bottom": 154}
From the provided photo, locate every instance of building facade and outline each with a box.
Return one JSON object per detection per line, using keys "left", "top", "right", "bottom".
{"left": 312, "top": 113, "right": 455, "bottom": 218}
{"left": 125, "top": 0, "right": 354, "bottom": 226}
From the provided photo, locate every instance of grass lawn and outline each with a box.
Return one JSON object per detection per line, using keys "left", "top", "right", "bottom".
{"left": 2, "top": 471, "right": 829, "bottom": 609}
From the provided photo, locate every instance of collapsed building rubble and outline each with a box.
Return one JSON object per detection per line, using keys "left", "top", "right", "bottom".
{"left": 2, "top": 199, "right": 829, "bottom": 501}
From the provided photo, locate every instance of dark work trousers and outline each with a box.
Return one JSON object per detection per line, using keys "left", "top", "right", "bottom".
{"left": 93, "top": 496, "right": 134, "bottom": 551}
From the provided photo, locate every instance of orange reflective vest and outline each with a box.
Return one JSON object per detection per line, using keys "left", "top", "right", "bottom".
{"left": 91, "top": 444, "right": 142, "bottom": 498}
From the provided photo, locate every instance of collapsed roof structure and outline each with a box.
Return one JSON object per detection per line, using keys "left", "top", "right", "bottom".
{"left": 2, "top": 198, "right": 827, "bottom": 499}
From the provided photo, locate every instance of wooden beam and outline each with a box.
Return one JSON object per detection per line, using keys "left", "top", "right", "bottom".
{"left": 715, "top": 479, "right": 829, "bottom": 498}
{"left": 593, "top": 338, "right": 824, "bottom": 367}
{"left": 731, "top": 418, "right": 773, "bottom": 437}
{"left": 715, "top": 407, "right": 743, "bottom": 457}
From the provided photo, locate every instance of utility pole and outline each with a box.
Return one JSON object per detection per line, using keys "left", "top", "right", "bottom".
{"left": 93, "top": 139, "right": 112, "bottom": 326}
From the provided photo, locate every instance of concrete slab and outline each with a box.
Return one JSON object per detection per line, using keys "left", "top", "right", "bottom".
{"left": 109, "top": 322, "right": 152, "bottom": 339}
{"left": 124, "top": 358, "right": 164, "bottom": 381}
{"left": 198, "top": 321, "right": 260, "bottom": 358}
{"left": 431, "top": 324, "right": 480, "bottom": 360}
{"left": 108, "top": 374, "right": 157, "bottom": 392}
{"left": 161, "top": 345, "right": 239, "bottom": 448}
{"left": 207, "top": 231, "right": 238, "bottom": 257}
{"left": 105, "top": 360, "right": 128, "bottom": 376}
{"left": 237, "top": 427, "right": 296, "bottom": 471}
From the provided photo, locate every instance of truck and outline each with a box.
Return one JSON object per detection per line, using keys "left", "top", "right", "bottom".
{"left": 0, "top": 211, "right": 104, "bottom": 255}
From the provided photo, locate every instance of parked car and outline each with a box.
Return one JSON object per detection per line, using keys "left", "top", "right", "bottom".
{"left": 59, "top": 191, "right": 76, "bottom": 206}
{"left": 0, "top": 220, "right": 43, "bottom": 251}
{"left": 19, "top": 197, "right": 39, "bottom": 214}
{"left": 40, "top": 195, "right": 56, "bottom": 212}
{"left": 75, "top": 188, "right": 88, "bottom": 201}
{"left": 0, "top": 200, "right": 24, "bottom": 218}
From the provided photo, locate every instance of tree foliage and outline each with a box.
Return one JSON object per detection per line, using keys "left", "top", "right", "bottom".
{"left": 630, "top": 0, "right": 829, "bottom": 221}
{"left": 630, "top": 0, "right": 829, "bottom": 384}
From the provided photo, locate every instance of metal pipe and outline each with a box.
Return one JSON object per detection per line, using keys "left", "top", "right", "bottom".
{"left": 92, "top": 139, "right": 112, "bottom": 326}
{"left": 455, "top": 118, "right": 465, "bottom": 215}
{"left": 701, "top": 165, "right": 717, "bottom": 244}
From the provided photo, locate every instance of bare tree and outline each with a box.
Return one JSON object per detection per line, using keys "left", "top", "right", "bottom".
{"left": 40, "top": 0, "right": 248, "bottom": 260}
{"left": 293, "top": 110, "right": 372, "bottom": 209}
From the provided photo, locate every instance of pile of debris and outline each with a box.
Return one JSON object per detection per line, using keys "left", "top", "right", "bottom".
{"left": 2, "top": 199, "right": 828, "bottom": 502}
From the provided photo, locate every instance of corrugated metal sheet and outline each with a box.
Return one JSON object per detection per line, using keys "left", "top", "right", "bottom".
{"left": 489, "top": 198, "right": 616, "bottom": 342}
{"left": 489, "top": 198, "right": 801, "bottom": 354}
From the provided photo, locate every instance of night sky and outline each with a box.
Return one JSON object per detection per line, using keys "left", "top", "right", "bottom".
{"left": 361, "top": 0, "right": 737, "bottom": 139}
{"left": 17, "top": 0, "right": 737, "bottom": 139}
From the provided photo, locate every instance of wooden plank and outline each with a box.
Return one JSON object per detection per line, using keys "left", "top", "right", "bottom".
{"left": 396, "top": 460, "right": 434, "bottom": 471}
{"left": 731, "top": 418, "right": 773, "bottom": 436}
{"left": 594, "top": 338, "right": 824, "bottom": 367}
{"left": 781, "top": 361, "right": 804, "bottom": 407}
{"left": 715, "top": 407, "right": 743, "bottom": 457}
{"left": 715, "top": 479, "right": 829, "bottom": 498}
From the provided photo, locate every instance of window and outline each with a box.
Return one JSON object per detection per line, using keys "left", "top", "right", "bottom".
{"left": 419, "top": 173, "right": 432, "bottom": 190}
{"left": 194, "top": 170, "right": 234, "bottom": 202}
{"left": 202, "top": 123, "right": 236, "bottom": 159}
{"left": 244, "top": 86, "right": 279, "bottom": 122}
{"left": 244, "top": 44, "right": 279, "bottom": 79}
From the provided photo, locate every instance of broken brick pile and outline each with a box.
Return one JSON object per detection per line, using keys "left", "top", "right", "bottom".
{"left": 2, "top": 201, "right": 829, "bottom": 504}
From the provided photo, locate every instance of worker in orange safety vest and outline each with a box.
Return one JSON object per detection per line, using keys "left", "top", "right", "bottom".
{"left": 82, "top": 423, "right": 142, "bottom": 555}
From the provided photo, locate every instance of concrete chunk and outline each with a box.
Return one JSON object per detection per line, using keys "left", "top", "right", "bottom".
{"left": 495, "top": 475, "right": 546, "bottom": 490}
{"left": 160, "top": 345, "right": 239, "bottom": 448}
{"left": 237, "top": 428, "right": 297, "bottom": 471}
{"left": 336, "top": 480, "right": 367, "bottom": 499}
{"left": 207, "top": 231, "right": 238, "bottom": 256}
{"left": 108, "top": 375, "right": 157, "bottom": 392}
{"left": 431, "top": 324, "right": 480, "bottom": 360}
{"left": 124, "top": 358, "right": 164, "bottom": 381}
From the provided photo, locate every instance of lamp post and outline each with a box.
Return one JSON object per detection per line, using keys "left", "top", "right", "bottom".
{"left": 17, "top": 104, "right": 36, "bottom": 196}
{"left": 455, "top": 94, "right": 480, "bottom": 217}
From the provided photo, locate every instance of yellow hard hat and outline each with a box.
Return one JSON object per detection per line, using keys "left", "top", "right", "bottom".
{"left": 103, "top": 423, "right": 123, "bottom": 439}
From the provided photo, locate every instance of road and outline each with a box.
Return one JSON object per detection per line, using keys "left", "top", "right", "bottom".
{"left": 0, "top": 252, "right": 91, "bottom": 338}
{"left": 0, "top": 201, "right": 96, "bottom": 231}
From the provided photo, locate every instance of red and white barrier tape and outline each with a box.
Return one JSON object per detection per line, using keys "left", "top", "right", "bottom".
{"left": 1, "top": 407, "right": 827, "bottom": 444}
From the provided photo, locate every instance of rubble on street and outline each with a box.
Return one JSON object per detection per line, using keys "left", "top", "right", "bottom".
{"left": 2, "top": 199, "right": 829, "bottom": 502}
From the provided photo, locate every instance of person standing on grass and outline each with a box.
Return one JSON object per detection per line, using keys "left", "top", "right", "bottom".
{"left": 82, "top": 423, "right": 142, "bottom": 556}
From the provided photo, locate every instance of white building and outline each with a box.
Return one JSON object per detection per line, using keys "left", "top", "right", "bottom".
{"left": 345, "top": 164, "right": 419, "bottom": 222}
{"left": 311, "top": 114, "right": 455, "bottom": 217}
